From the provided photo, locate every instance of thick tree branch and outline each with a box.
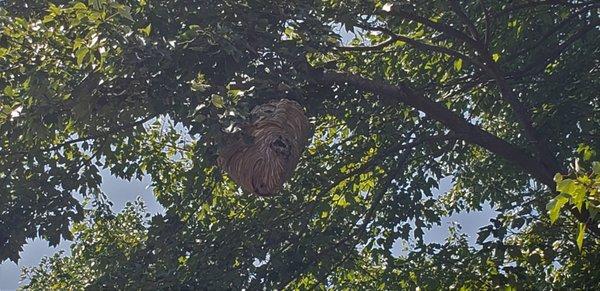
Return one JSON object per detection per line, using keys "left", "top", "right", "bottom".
{"left": 476, "top": 18, "right": 598, "bottom": 174}
{"left": 440, "top": 2, "right": 565, "bottom": 175}
{"left": 377, "top": 2, "right": 588, "bottom": 173}
{"left": 312, "top": 68, "right": 555, "bottom": 187}
{"left": 379, "top": 3, "right": 556, "bottom": 168}
{"left": 444, "top": 1, "right": 542, "bottom": 146}
{"left": 308, "top": 66, "right": 600, "bottom": 236}
{"left": 330, "top": 6, "right": 599, "bottom": 235}
{"left": 483, "top": 59, "right": 562, "bottom": 174}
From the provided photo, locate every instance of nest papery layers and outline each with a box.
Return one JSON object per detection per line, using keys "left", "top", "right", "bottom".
{"left": 217, "top": 99, "right": 310, "bottom": 196}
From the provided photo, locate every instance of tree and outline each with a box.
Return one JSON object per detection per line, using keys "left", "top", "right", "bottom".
{"left": 1, "top": 0, "right": 599, "bottom": 289}
{"left": 22, "top": 197, "right": 150, "bottom": 290}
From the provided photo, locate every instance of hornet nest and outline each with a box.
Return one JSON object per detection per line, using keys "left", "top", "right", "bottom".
{"left": 217, "top": 99, "right": 310, "bottom": 196}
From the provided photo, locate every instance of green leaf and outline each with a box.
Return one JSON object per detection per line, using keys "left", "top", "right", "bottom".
{"left": 140, "top": 24, "right": 152, "bottom": 37}
{"left": 413, "top": 29, "right": 424, "bottom": 38}
{"left": 211, "top": 94, "right": 224, "bottom": 108}
{"left": 554, "top": 173, "right": 563, "bottom": 182}
{"left": 570, "top": 184, "right": 587, "bottom": 211}
{"left": 75, "top": 47, "right": 89, "bottom": 66}
{"left": 576, "top": 223, "right": 585, "bottom": 252}
{"left": 191, "top": 73, "right": 209, "bottom": 92}
{"left": 583, "top": 150, "right": 593, "bottom": 161}
{"left": 73, "top": 2, "right": 88, "bottom": 10}
{"left": 556, "top": 178, "right": 576, "bottom": 194}
{"left": 117, "top": 5, "right": 133, "bottom": 21}
{"left": 492, "top": 53, "right": 501, "bottom": 62}
{"left": 546, "top": 194, "right": 569, "bottom": 224}
{"left": 577, "top": 144, "right": 595, "bottom": 161}
{"left": 48, "top": 3, "right": 62, "bottom": 16}
{"left": 73, "top": 38, "right": 84, "bottom": 51}
{"left": 453, "top": 58, "right": 463, "bottom": 72}
{"left": 592, "top": 162, "right": 600, "bottom": 175}
{"left": 43, "top": 14, "right": 56, "bottom": 24}
{"left": 3, "top": 85, "right": 15, "bottom": 97}
{"left": 338, "top": 197, "right": 349, "bottom": 207}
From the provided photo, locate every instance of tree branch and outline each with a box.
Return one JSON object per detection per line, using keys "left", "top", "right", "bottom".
{"left": 308, "top": 66, "right": 600, "bottom": 237}
{"left": 444, "top": 1, "right": 543, "bottom": 145}
{"left": 570, "top": 205, "right": 600, "bottom": 238}
{"left": 383, "top": 4, "right": 481, "bottom": 49}
{"left": 375, "top": 2, "right": 586, "bottom": 172}
{"left": 478, "top": 0, "right": 493, "bottom": 45}
{"left": 494, "top": 0, "right": 595, "bottom": 17}
{"left": 449, "top": 0, "right": 482, "bottom": 41}
{"left": 483, "top": 57, "right": 562, "bottom": 173}
{"left": 440, "top": 2, "right": 566, "bottom": 176}
{"left": 510, "top": 19, "right": 600, "bottom": 79}
{"left": 504, "top": 4, "right": 599, "bottom": 63}
{"left": 9, "top": 116, "right": 154, "bottom": 156}
{"left": 311, "top": 67, "right": 555, "bottom": 187}
{"left": 476, "top": 18, "right": 598, "bottom": 175}
{"left": 354, "top": 25, "right": 486, "bottom": 70}
{"left": 336, "top": 37, "right": 397, "bottom": 52}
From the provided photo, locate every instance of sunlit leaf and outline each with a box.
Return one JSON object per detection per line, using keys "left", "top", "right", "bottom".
{"left": 577, "top": 223, "right": 586, "bottom": 252}
{"left": 75, "top": 47, "right": 89, "bottom": 66}
{"left": 453, "top": 58, "right": 463, "bottom": 72}
{"left": 492, "top": 53, "right": 501, "bottom": 62}
{"left": 547, "top": 194, "right": 569, "bottom": 224}
{"left": 211, "top": 94, "right": 224, "bottom": 108}
{"left": 140, "top": 23, "right": 151, "bottom": 37}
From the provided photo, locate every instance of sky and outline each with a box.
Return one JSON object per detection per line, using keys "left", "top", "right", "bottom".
{"left": 0, "top": 171, "right": 164, "bottom": 290}
{"left": 0, "top": 173, "right": 495, "bottom": 290}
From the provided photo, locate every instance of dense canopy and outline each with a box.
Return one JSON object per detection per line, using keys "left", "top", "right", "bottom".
{"left": 1, "top": 0, "right": 599, "bottom": 289}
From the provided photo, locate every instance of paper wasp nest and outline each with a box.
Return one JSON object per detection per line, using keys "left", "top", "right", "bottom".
{"left": 217, "top": 99, "right": 310, "bottom": 196}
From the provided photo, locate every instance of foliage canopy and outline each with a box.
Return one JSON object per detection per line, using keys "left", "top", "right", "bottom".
{"left": 1, "top": 0, "right": 599, "bottom": 289}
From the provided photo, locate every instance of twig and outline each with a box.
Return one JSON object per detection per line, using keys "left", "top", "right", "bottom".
{"left": 9, "top": 116, "right": 154, "bottom": 156}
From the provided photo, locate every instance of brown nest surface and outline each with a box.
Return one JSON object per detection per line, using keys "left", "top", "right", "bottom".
{"left": 217, "top": 99, "right": 310, "bottom": 196}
